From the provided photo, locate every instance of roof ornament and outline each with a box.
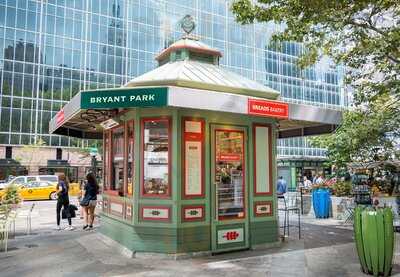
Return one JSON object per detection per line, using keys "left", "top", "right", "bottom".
{"left": 180, "top": 15, "right": 195, "bottom": 36}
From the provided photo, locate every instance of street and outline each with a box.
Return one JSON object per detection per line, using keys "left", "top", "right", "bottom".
{"left": 0, "top": 200, "right": 399, "bottom": 277}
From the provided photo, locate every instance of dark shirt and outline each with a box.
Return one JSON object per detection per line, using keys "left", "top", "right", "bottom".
{"left": 83, "top": 182, "right": 98, "bottom": 201}
{"left": 57, "top": 181, "right": 69, "bottom": 199}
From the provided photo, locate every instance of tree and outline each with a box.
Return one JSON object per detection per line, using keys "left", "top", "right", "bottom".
{"left": 232, "top": 0, "right": 400, "bottom": 167}
{"left": 311, "top": 93, "right": 400, "bottom": 168}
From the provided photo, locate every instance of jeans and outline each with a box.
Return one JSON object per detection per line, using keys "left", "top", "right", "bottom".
{"left": 56, "top": 197, "right": 71, "bottom": 226}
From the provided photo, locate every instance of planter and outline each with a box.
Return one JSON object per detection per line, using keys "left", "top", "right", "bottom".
{"left": 354, "top": 206, "right": 394, "bottom": 276}
{"left": 331, "top": 196, "right": 353, "bottom": 219}
{"left": 312, "top": 188, "right": 331, "bottom": 218}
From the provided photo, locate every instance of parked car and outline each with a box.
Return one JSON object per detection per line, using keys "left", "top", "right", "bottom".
{"left": 0, "top": 181, "right": 57, "bottom": 200}
{"left": 0, "top": 175, "right": 81, "bottom": 197}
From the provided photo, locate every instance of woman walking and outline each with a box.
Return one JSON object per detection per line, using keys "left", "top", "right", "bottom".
{"left": 81, "top": 173, "right": 99, "bottom": 230}
{"left": 56, "top": 174, "right": 74, "bottom": 230}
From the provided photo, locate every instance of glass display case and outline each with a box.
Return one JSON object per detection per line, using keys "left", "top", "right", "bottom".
{"left": 111, "top": 127, "right": 124, "bottom": 196}
{"left": 142, "top": 118, "right": 170, "bottom": 196}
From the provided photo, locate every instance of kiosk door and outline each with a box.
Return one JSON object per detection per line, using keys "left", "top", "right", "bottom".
{"left": 211, "top": 125, "right": 249, "bottom": 252}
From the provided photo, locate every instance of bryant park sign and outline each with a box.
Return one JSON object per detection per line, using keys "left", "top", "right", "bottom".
{"left": 81, "top": 87, "right": 168, "bottom": 109}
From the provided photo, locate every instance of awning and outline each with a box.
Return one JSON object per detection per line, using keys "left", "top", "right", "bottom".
{"left": 0, "top": 159, "right": 23, "bottom": 167}
{"left": 49, "top": 86, "right": 342, "bottom": 139}
{"left": 47, "top": 160, "right": 71, "bottom": 167}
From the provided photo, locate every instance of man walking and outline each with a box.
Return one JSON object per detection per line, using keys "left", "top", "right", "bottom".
{"left": 277, "top": 176, "right": 287, "bottom": 196}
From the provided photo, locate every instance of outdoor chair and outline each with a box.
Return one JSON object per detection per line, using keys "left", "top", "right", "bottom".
{"left": 16, "top": 203, "right": 35, "bottom": 235}
{"left": 343, "top": 198, "right": 356, "bottom": 224}
{"left": 278, "top": 192, "right": 301, "bottom": 240}
{"left": 0, "top": 219, "right": 10, "bottom": 252}
{"left": 7, "top": 210, "right": 17, "bottom": 237}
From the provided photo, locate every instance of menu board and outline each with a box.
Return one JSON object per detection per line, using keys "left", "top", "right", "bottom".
{"left": 183, "top": 119, "right": 204, "bottom": 198}
{"left": 185, "top": 141, "right": 202, "bottom": 195}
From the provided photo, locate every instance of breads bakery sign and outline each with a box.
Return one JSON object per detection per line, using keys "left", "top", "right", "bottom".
{"left": 248, "top": 98, "right": 289, "bottom": 119}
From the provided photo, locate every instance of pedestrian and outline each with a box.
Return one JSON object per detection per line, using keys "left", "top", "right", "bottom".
{"left": 316, "top": 173, "right": 325, "bottom": 184}
{"left": 303, "top": 176, "right": 312, "bottom": 189}
{"left": 276, "top": 176, "right": 287, "bottom": 196}
{"left": 56, "top": 174, "right": 74, "bottom": 230}
{"left": 80, "top": 172, "right": 99, "bottom": 230}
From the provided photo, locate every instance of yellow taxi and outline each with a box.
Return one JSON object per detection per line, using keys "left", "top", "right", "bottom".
{"left": 0, "top": 181, "right": 81, "bottom": 201}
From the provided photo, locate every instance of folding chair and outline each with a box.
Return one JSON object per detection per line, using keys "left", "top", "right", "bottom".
{"left": 0, "top": 219, "right": 10, "bottom": 252}
{"left": 17, "top": 203, "right": 35, "bottom": 235}
{"left": 278, "top": 192, "right": 301, "bottom": 239}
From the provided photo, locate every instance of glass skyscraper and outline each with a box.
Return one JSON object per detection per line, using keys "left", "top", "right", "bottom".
{"left": 0, "top": 0, "right": 347, "bottom": 162}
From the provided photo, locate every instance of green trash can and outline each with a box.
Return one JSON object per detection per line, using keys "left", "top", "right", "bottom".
{"left": 354, "top": 206, "right": 394, "bottom": 277}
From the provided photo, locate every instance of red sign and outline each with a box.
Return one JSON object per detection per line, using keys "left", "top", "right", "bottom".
{"left": 56, "top": 109, "right": 64, "bottom": 125}
{"left": 217, "top": 153, "right": 241, "bottom": 162}
{"left": 248, "top": 99, "right": 289, "bottom": 119}
{"left": 223, "top": 231, "right": 240, "bottom": 241}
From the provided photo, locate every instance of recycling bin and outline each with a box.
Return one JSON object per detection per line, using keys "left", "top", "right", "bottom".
{"left": 354, "top": 206, "right": 394, "bottom": 277}
{"left": 312, "top": 188, "right": 330, "bottom": 218}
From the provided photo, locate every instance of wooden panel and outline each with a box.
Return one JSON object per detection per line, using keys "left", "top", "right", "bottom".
{"left": 254, "top": 201, "right": 273, "bottom": 217}
{"left": 102, "top": 197, "right": 109, "bottom": 214}
{"left": 253, "top": 124, "right": 273, "bottom": 196}
{"left": 125, "top": 203, "right": 133, "bottom": 221}
{"left": 182, "top": 117, "right": 205, "bottom": 199}
{"left": 181, "top": 205, "right": 205, "bottom": 222}
{"left": 109, "top": 199, "right": 125, "bottom": 218}
{"left": 249, "top": 220, "right": 279, "bottom": 245}
{"left": 140, "top": 205, "right": 171, "bottom": 222}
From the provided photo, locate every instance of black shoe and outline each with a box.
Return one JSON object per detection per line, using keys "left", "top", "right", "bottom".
{"left": 83, "top": 225, "right": 89, "bottom": 230}
{"left": 88, "top": 225, "right": 93, "bottom": 230}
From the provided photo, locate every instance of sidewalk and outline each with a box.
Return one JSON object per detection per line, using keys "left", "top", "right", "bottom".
{"left": 0, "top": 200, "right": 399, "bottom": 277}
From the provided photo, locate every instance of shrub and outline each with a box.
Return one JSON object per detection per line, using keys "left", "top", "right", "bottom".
{"left": 333, "top": 181, "right": 352, "bottom": 197}
{"left": 1, "top": 184, "right": 21, "bottom": 205}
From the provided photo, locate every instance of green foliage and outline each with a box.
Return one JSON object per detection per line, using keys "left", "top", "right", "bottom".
{"left": 231, "top": 0, "right": 400, "bottom": 168}
{"left": 1, "top": 184, "right": 21, "bottom": 205}
{"left": 333, "top": 181, "right": 352, "bottom": 197}
{"left": 311, "top": 93, "right": 400, "bottom": 168}
{"left": 231, "top": 0, "right": 400, "bottom": 103}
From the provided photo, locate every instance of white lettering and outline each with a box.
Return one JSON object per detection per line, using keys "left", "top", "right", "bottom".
{"left": 142, "top": 95, "right": 148, "bottom": 101}
{"left": 120, "top": 96, "right": 126, "bottom": 102}
{"left": 113, "top": 96, "right": 120, "bottom": 102}
{"left": 149, "top": 94, "right": 155, "bottom": 101}
{"left": 90, "top": 97, "right": 96, "bottom": 103}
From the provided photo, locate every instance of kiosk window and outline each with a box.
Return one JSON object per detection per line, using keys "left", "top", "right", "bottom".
{"left": 127, "top": 121, "right": 134, "bottom": 196}
{"left": 104, "top": 131, "right": 110, "bottom": 190}
{"left": 111, "top": 127, "right": 124, "bottom": 195}
{"left": 142, "top": 118, "right": 170, "bottom": 196}
{"left": 215, "top": 130, "right": 245, "bottom": 220}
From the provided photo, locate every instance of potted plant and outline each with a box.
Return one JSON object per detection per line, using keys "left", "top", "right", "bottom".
{"left": 354, "top": 206, "right": 394, "bottom": 276}
{"left": 331, "top": 181, "right": 353, "bottom": 219}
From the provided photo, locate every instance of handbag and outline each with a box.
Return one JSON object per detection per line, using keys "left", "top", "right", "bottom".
{"left": 62, "top": 205, "right": 77, "bottom": 219}
{"left": 80, "top": 198, "right": 90, "bottom": 207}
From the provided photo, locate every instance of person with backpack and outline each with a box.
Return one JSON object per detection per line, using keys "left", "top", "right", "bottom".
{"left": 80, "top": 173, "right": 99, "bottom": 230}
{"left": 56, "top": 174, "right": 74, "bottom": 230}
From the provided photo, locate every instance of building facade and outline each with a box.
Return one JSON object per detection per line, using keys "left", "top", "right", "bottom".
{"left": 0, "top": 0, "right": 347, "bottom": 180}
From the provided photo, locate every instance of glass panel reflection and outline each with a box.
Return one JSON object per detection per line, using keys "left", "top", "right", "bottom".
{"left": 142, "top": 119, "right": 169, "bottom": 196}
{"left": 215, "top": 129, "right": 244, "bottom": 220}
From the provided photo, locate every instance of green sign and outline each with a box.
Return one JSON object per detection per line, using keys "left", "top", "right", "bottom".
{"left": 81, "top": 87, "right": 168, "bottom": 109}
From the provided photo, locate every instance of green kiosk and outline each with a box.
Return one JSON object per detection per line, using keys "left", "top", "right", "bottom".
{"left": 50, "top": 17, "right": 341, "bottom": 256}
